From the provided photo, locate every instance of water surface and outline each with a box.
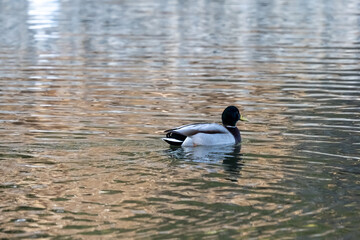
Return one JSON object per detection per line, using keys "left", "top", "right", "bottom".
{"left": 0, "top": 0, "right": 359, "bottom": 239}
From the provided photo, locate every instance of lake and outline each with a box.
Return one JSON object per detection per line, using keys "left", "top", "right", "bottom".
{"left": 0, "top": 0, "right": 359, "bottom": 239}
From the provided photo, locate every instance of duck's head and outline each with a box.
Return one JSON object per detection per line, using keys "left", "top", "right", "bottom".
{"left": 222, "top": 106, "right": 247, "bottom": 126}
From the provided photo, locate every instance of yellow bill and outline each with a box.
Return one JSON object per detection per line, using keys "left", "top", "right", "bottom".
{"left": 240, "top": 115, "right": 248, "bottom": 122}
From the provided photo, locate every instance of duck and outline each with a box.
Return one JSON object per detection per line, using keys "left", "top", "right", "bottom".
{"left": 162, "top": 106, "right": 247, "bottom": 147}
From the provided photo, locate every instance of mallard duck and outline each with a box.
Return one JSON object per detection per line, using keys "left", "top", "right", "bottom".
{"left": 162, "top": 106, "right": 247, "bottom": 147}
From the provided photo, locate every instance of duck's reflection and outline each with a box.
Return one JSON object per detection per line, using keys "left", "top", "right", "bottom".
{"left": 165, "top": 145, "right": 243, "bottom": 182}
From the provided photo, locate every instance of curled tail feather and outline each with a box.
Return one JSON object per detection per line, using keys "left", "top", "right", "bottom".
{"left": 162, "top": 131, "right": 187, "bottom": 146}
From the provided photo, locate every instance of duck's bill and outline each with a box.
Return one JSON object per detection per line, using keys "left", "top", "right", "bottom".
{"left": 240, "top": 115, "right": 248, "bottom": 121}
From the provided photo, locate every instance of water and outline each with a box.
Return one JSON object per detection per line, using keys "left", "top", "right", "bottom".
{"left": 0, "top": 0, "right": 359, "bottom": 238}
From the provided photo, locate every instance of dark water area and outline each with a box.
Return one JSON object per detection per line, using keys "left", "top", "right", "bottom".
{"left": 0, "top": 0, "right": 359, "bottom": 239}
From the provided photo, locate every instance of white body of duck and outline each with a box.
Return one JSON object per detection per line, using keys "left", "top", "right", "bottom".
{"left": 162, "top": 106, "right": 247, "bottom": 147}
{"left": 163, "top": 123, "right": 238, "bottom": 147}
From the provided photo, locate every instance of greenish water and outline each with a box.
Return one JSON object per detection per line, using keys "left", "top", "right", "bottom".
{"left": 0, "top": 0, "right": 359, "bottom": 239}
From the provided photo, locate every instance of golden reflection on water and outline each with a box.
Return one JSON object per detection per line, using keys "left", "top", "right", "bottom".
{"left": 0, "top": 0, "right": 359, "bottom": 238}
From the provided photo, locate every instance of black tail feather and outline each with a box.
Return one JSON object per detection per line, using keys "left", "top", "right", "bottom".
{"left": 166, "top": 132, "right": 187, "bottom": 141}
{"left": 163, "top": 132, "right": 187, "bottom": 146}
